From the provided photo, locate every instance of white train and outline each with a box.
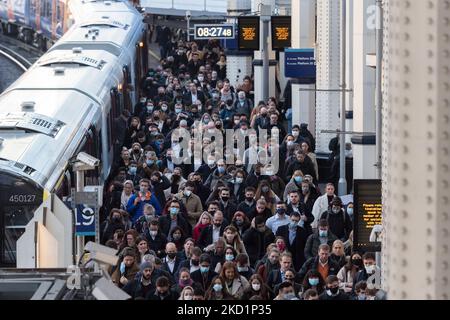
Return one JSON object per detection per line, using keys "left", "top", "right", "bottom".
{"left": 0, "top": 0, "right": 148, "bottom": 266}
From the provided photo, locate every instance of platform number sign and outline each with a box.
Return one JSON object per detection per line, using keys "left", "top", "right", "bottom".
{"left": 75, "top": 204, "right": 96, "bottom": 236}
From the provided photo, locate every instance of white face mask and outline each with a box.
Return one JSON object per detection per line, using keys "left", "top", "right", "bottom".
{"left": 184, "top": 190, "right": 192, "bottom": 197}
{"left": 365, "top": 265, "right": 376, "bottom": 274}
{"left": 252, "top": 284, "right": 261, "bottom": 291}
{"left": 184, "top": 294, "right": 193, "bottom": 300}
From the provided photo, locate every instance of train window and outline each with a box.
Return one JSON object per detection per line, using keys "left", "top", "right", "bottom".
{"left": 107, "top": 111, "right": 113, "bottom": 153}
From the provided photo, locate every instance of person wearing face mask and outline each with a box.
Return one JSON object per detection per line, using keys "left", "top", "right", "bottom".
{"left": 169, "top": 227, "right": 186, "bottom": 252}
{"left": 228, "top": 169, "right": 247, "bottom": 203}
{"left": 242, "top": 274, "right": 273, "bottom": 300}
{"left": 160, "top": 242, "right": 182, "bottom": 280}
{"left": 158, "top": 200, "right": 192, "bottom": 239}
{"left": 236, "top": 187, "right": 257, "bottom": 219}
{"left": 204, "top": 160, "right": 232, "bottom": 192}
{"left": 126, "top": 179, "right": 162, "bottom": 223}
{"left": 298, "top": 181, "right": 319, "bottom": 219}
{"left": 134, "top": 204, "right": 156, "bottom": 234}
{"left": 231, "top": 211, "right": 251, "bottom": 236}
{"left": 352, "top": 252, "right": 381, "bottom": 293}
{"left": 275, "top": 212, "right": 310, "bottom": 271}
{"left": 219, "top": 99, "right": 236, "bottom": 129}
{"left": 174, "top": 181, "right": 203, "bottom": 227}
{"left": 124, "top": 117, "right": 141, "bottom": 149}
{"left": 346, "top": 202, "right": 354, "bottom": 223}
{"left": 175, "top": 247, "right": 202, "bottom": 277}
{"left": 191, "top": 254, "right": 218, "bottom": 292}
{"left": 197, "top": 211, "right": 227, "bottom": 250}
{"left": 337, "top": 252, "right": 363, "bottom": 294}
{"left": 242, "top": 216, "right": 276, "bottom": 267}
{"left": 144, "top": 219, "right": 168, "bottom": 259}
{"left": 304, "top": 219, "right": 338, "bottom": 261}
{"left": 274, "top": 281, "right": 299, "bottom": 300}
{"left": 283, "top": 171, "right": 304, "bottom": 201}
{"left": 301, "top": 270, "right": 326, "bottom": 296}
{"left": 320, "top": 197, "right": 353, "bottom": 241}
{"left": 319, "top": 275, "right": 350, "bottom": 300}
{"left": 312, "top": 183, "right": 337, "bottom": 230}
{"left": 100, "top": 209, "right": 126, "bottom": 244}
{"left": 217, "top": 188, "right": 237, "bottom": 223}
{"left": 178, "top": 285, "right": 195, "bottom": 301}
{"left": 265, "top": 202, "right": 291, "bottom": 235}
{"left": 234, "top": 91, "right": 252, "bottom": 118}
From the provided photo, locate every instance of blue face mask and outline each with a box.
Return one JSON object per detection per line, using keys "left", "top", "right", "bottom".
{"left": 237, "top": 266, "right": 248, "bottom": 272}
{"left": 309, "top": 278, "right": 319, "bottom": 286}
{"left": 319, "top": 230, "right": 328, "bottom": 237}
{"left": 225, "top": 254, "right": 234, "bottom": 261}
{"left": 120, "top": 261, "right": 126, "bottom": 274}
{"left": 200, "top": 266, "right": 209, "bottom": 273}
{"left": 294, "top": 176, "right": 303, "bottom": 183}
{"left": 146, "top": 160, "right": 154, "bottom": 166}
{"left": 347, "top": 208, "right": 354, "bottom": 216}
{"left": 170, "top": 207, "right": 179, "bottom": 216}
{"left": 213, "top": 284, "right": 223, "bottom": 292}
{"left": 175, "top": 108, "right": 182, "bottom": 114}
{"left": 129, "top": 167, "right": 137, "bottom": 175}
{"left": 289, "top": 222, "right": 298, "bottom": 229}
{"left": 217, "top": 166, "right": 225, "bottom": 174}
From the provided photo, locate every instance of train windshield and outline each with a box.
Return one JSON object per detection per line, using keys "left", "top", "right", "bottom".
{"left": 0, "top": 172, "right": 42, "bottom": 266}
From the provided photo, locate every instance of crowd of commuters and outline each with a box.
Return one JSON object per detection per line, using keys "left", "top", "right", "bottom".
{"left": 100, "top": 25, "right": 381, "bottom": 301}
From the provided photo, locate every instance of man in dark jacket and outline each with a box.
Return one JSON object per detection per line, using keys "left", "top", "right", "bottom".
{"left": 285, "top": 150, "right": 317, "bottom": 183}
{"left": 144, "top": 219, "right": 168, "bottom": 258}
{"left": 158, "top": 201, "right": 192, "bottom": 238}
{"left": 160, "top": 242, "right": 184, "bottom": 281}
{"left": 150, "top": 171, "right": 171, "bottom": 210}
{"left": 190, "top": 254, "right": 218, "bottom": 291}
{"left": 237, "top": 187, "right": 257, "bottom": 218}
{"left": 297, "top": 244, "right": 340, "bottom": 283}
{"left": 304, "top": 219, "right": 338, "bottom": 261}
{"left": 319, "top": 275, "right": 350, "bottom": 300}
{"left": 276, "top": 212, "right": 309, "bottom": 272}
{"left": 147, "top": 276, "right": 179, "bottom": 300}
{"left": 122, "top": 261, "right": 161, "bottom": 299}
{"left": 197, "top": 211, "right": 226, "bottom": 249}
{"left": 218, "top": 188, "right": 237, "bottom": 222}
{"left": 319, "top": 197, "right": 353, "bottom": 241}
{"left": 242, "top": 216, "right": 276, "bottom": 267}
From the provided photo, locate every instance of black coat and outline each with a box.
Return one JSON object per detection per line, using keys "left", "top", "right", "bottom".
{"left": 242, "top": 227, "right": 276, "bottom": 267}
{"left": 320, "top": 209, "right": 353, "bottom": 241}
{"left": 228, "top": 181, "right": 247, "bottom": 203}
{"left": 319, "top": 290, "right": 350, "bottom": 300}
{"left": 286, "top": 203, "right": 314, "bottom": 235}
{"left": 161, "top": 256, "right": 184, "bottom": 278}
{"left": 304, "top": 231, "right": 339, "bottom": 261}
{"left": 159, "top": 214, "right": 192, "bottom": 238}
{"left": 190, "top": 269, "right": 218, "bottom": 291}
{"left": 144, "top": 229, "right": 168, "bottom": 258}
{"left": 219, "top": 200, "right": 238, "bottom": 222}
{"left": 276, "top": 225, "right": 309, "bottom": 272}
{"left": 151, "top": 176, "right": 171, "bottom": 209}
{"left": 147, "top": 288, "right": 180, "bottom": 300}
{"left": 196, "top": 224, "right": 226, "bottom": 249}
{"left": 285, "top": 157, "right": 317, "bottom": 182}
{"left": 237, "top": 201, "right": 256, "bottom": 219}
{"left": 122, "top": 270, "right": 161, "bottom": 299}
{"left": 297, "top": 256, "right": 340, "bottom": 283}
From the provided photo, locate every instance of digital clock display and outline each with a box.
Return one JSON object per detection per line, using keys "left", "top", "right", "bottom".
{"left": 194, "top": 24, "right": 235, "bottom": 40}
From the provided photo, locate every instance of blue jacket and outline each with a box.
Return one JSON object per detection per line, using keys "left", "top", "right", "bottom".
{"left": 127, "top": 192, "right": 162, "bottom": 223}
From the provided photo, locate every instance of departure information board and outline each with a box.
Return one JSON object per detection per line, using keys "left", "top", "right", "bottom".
{"left": 271, "top": 16, "right": 291, "bottom": 50}
{"left": 353, "top": 180, "right": 382, "bottom": 252}
{"left": 237, "top": 16, "right": 260, "bottom": 50}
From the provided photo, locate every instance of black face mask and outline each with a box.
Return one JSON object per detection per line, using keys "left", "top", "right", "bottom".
{"left": 245, "top": 196, "right": 254, "bottom": 202}
{"left": 167, "top": 253, "right": 177, "bottom": 259}
{"left": 328, "top": 287, "right": 339, "bottom": 295}
{"left": 191, "top": 259, "right": 199, "bottom": 266}
{"left": 112, "top": 217, "right": 121, "bottom": 223}
{"left": 352, "top": 258, "right": 363, "bottom": 267}
{"left": 221, "top": 196, "right": 229, "bottom": 202}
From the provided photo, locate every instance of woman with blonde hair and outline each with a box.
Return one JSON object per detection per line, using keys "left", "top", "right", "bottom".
{"left": 330, "top": 240, "right": 347, "bottom": 269}
{"left": 193, "top": 211, "right": 213, "bottom": 243}
{"left": 178, "top": 286, "right": 195, "bottom": 300}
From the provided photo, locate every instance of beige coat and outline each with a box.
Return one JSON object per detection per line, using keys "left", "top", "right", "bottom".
{"left": 175, "top": 192, "right": 203, "bottom": 227}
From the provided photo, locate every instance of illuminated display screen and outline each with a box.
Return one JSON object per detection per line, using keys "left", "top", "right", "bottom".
{"left": 353, "top": 180, "right": 382, "bottom": 252}
{"left": 271, "top": 16, "right": 291, "bottom": 50}
{"left": 194, "top": 24, "right": 235, "bottom": 40}
{"left": 237, "top": 16, "right": 260, "bottom": 50}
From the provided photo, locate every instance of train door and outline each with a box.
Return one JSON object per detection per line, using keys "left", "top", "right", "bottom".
{"left": 0, "top": 174, "right": 42, "bottom": 267}
{"left": 135, "top": 32, "right": 149, "bottom": 99}
{"left": 122, "top": 65, "right": 132, "bottom": 111}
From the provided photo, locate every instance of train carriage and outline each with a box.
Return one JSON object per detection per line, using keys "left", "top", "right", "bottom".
{"left": 0, "top": 0, "right": 147, "bottom": 266}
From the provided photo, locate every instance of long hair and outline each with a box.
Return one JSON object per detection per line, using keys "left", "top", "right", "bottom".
{"left": 221, "top": 225, "right": 246, "bottom": 254}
